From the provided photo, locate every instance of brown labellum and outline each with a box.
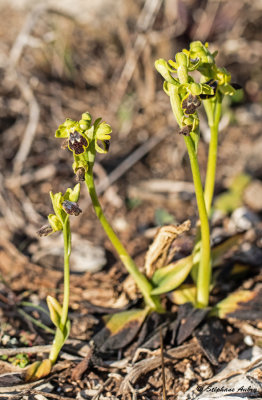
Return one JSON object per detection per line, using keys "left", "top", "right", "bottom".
{"left": 182, "top": 94, "right": 201, "bottom": 115}
{"left": 68, "top": 131, "right": 88, "bottom": 155}
{"left": 179, "top": 125, "right": 192, "bottom": 136}
{"left": 37, "top": 225, "right": 53, "bottom": 237}
{"left": 62, "top": 200, "right": 82, "bottom": 216}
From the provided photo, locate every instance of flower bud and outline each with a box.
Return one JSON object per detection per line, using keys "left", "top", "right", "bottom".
{"left": 62, "top": 200, "right": 82, "bottom": 216}
{"left": 79, "top": 119, "right": 90, "bottom": 130}
{"left": 175, "top": 52, "right": 187, "bottom": 67}
{"left": 190, "top": 83, "right": 202, "bottom": 96}
{"left": 81, "top": 112, "right": 92, "bottom": 122}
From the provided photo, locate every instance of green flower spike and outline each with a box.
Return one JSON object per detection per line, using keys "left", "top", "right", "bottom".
{"left": 32, "top": 184, "right": 81, "bottom": 381}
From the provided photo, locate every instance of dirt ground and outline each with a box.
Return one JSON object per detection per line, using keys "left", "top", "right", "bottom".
{"left": 0, "top": 0, "right": 262, "bottom": 399}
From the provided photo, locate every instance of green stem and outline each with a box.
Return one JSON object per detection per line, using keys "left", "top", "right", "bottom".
{"left": 169, "top": 84, "right": 211, "bottom": 307}
{"left": 204, "top": 98, "right": 222, "bottom": 215}
{"left": 184, "top": 136, "right": 211, "bottom": 307}
{"left": 85, "top": 169, "right": 162, "bottom": 312}
{"left": 49, "top": 217, "right": 71, "bottom": 364}
{"left": 61, "top": 216, "right": 71, "bottom": 327}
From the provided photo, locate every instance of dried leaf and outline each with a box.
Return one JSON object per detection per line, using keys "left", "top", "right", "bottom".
{"left": 145, "top": 220, "right": 191, "bottom": 278}
{"left": 210, "top": 289, "right": 260, "bottom": 320}
{"left": 93, "top": 308, "right": 150, "bottom": 352}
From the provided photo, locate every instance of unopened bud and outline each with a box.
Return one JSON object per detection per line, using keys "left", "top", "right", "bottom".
{"left": 62, "top": 200, "right": 82, "bottom": 216}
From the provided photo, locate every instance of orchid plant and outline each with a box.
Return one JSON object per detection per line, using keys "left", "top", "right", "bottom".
{"left": 26, "top": 41, "right": 241, "bottom": 380}
{"left": 155, "top": 41, "right": 240, "bottom": 307}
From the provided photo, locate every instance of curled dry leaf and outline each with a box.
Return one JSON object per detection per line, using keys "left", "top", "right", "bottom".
{"left": 144, "top": 220, "right": 191, "bottom": 278}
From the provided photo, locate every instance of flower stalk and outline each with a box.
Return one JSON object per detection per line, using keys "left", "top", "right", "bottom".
{"left": 85, "top": 167, "right": 162, "bottom": 312}
{"left": 169, "top": 84, "right": 211, "bottom": 307}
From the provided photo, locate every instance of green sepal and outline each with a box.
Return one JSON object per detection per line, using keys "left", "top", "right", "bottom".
{"left": 96, "top": 122, "right": 112, "bottom": 138}
{"left": 48, "top": 214, "right": 63, "bottom": 232}
{"left": 55, "top": 118, "right": 77, "bottom": 138}
{"left": 219, "top": 84, "right": 236, "bottom": 96}
{"left": 155, "top": 59, "right": 179, "bottom": 85}
{"left": 64, "top": 183, "right": 81, "bottom": 203}
{"left": 49, "top": 191, "right": 65, "bottom": 223}
{"left": 95, "top": 141, "right": 109, "bottom": 154}
{"left": 163, "top": 81, "right": 170, "bottom": 96}
{"left": 95, "top": 121, "right": 112, "bottom": 154}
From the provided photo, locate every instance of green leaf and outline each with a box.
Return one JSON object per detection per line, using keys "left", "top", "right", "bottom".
{"left": 212, "top": 234, "right": 244, "bottom": 267}
{"left": 210, "top": 290, "right": 256, "bottom": 319}
{"left": 151, "top": 255, "right": 193, "bottom": 295}
{"left": 169, "top": 284, "right": 197, "bottom": 305}
{"left": 214, "top": 174, "right": 251, "bottom": 213}
{"left": 63, "top": 319, "right": 71, "bottom": 342}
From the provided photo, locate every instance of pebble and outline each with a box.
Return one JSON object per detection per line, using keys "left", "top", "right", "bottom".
{"left": 228, "top": 207, "right": 260, "bottom": 233}
{"left": 243, "top": 180, "right": 262, "bottom": 212}
{"left": 31, "top": 234, "right": 107, "bottom": 273}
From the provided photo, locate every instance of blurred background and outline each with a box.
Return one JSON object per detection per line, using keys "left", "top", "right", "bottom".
{"left": 0, "top": 0, "right": 261, "bottom": 305}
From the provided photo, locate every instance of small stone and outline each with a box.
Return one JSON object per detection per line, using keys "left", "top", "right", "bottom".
{"left": 244, "top": 180, "right": 262, "bottom": 212}
{"left": 244, "top": 335, "right": 254, "bottom": 346}
{"left": 230, "top": 207, "right": 259, "bottom": 232}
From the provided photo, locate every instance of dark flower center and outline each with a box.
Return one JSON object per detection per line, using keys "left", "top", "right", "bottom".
{"left": 68, "top": 131, "right": 88, "bottom": 155}
{"left": 182, "top": 94, "right": 201, "bottom": 115}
